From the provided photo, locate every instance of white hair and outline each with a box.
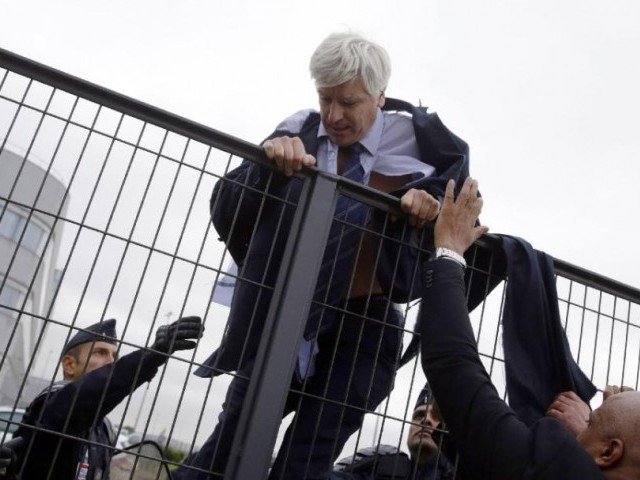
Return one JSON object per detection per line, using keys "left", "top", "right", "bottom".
{"left": 309, "top": 32, "right": 391, "bottom": 97}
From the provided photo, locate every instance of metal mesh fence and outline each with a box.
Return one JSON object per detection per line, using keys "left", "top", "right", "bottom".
{"left": 1, "top": 48, "right": 639, "bottom": 480}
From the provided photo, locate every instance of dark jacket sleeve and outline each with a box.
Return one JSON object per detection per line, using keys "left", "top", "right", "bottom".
{"left": 209, "top": 159, "right": 270, "bottom": 264}
{"left": 38, "top": 349, "right": 160, "bottom": 435}
{"left": 209, "top": 128, "right": 297, "bottom": 266}
{"left": 419, "top": 259, "right": 603, "bottom": 480}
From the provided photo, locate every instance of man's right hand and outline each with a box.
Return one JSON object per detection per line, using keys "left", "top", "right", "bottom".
{"left": 150, "top": 316, "right": 204, "bottom": 357}
{"left": 262, "top": 136, "right": 316, "bottom": 177}
{"left": 434, "top": 178, "right": 488, "bottom": 256}
{"left": 546, "top": 391, "right": 590, "bottom": 437}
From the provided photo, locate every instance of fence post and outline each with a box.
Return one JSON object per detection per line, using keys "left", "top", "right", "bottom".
{"left": 225, "top": 171, "right": 338, "bottom": 480}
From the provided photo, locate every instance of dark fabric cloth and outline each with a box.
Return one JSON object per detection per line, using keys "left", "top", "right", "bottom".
{"left": 15, "top": 349, "right": 160, "bottom": 480}
{"left": 186, "top": 297, "right": 402, "bottom": 480}
{"left": 420, "top": 259, "right": 604, "bottom": 480}
{"left": 500, "top": 235, "right": 597, "bottom": 425}
{"left": 196, "top": 98, "right": 473, "bottom": 378}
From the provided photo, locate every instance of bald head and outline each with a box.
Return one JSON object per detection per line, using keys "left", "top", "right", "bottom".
{"left": 578, "top": 391, "right": 640, "bottom": 477}
{"left": 601, "top": 392, "right": 640, "bottom": 433}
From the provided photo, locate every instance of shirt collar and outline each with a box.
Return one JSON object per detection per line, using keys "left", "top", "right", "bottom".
{"left": 317, "top": 108, "right": 384, "bottom": 155}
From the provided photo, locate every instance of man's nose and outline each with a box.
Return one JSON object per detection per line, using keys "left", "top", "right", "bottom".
{"left": 327, "top": 103, "right": 344, "bottom": 123}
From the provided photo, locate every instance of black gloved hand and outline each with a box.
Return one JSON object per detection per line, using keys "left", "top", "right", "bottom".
{"left": 147, "top": 316, "right": 204, "bottom": 364}
{"left": 0, "top": 443, "right": 18, "bottom": 479}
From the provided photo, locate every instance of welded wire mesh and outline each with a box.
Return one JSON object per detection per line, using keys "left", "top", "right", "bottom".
{"left": 0, "top": 59, "right": 250, "bottom": 479}
{"left": 1, "top": 49, "right": 639, "bottom": 480}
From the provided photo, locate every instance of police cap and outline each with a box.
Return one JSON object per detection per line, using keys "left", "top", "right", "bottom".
{"left": 414, "top": 383, "right": 433, "bottom": 410}
{"left": 62, "top": 319, "right": 118, "bottom": 355}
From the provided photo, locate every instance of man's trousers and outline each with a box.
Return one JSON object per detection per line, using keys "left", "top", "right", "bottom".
{"left": 186, "top": 296, "right": 402, "bottom": 480}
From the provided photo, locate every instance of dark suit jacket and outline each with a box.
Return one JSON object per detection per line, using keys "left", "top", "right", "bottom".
{"left": 195, "top": 100, "right": 472, "bottom": 377}
{"left": 420, "top": 259, "right": 604, "bottom": 479}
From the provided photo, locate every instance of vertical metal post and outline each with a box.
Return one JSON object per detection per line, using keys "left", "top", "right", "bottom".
{"left": 225, "top": 172, "right": 338, "bottom": 480}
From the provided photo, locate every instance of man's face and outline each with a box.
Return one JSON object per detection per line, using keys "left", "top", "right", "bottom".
{"left": 63, "top": 341, "right": 118, "bottom": 380}
{"left": 317, "top": 77, "right": 384, "bottom": 147}
{"left": 407, "top": 403, "right": 441, "bottom": 464}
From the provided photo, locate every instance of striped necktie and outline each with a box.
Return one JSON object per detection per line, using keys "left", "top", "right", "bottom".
{"left": 297, "top": 143, "right": 369, "bottom": 380}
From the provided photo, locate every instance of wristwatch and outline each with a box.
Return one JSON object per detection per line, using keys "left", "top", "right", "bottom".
{"left": 434, "top": 247, "right": 466, "bottom": 269}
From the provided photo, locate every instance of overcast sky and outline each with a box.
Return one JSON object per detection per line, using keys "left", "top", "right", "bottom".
{"left": 2, "top": 0, "right": 638, "bottom": 285}
{"left": 2, "top": 0, "right": 639, "bottom": 456}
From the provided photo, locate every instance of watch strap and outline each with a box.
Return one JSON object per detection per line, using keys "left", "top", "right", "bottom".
{"left": 434, "top": 247, "right": 466, "bottom": 269}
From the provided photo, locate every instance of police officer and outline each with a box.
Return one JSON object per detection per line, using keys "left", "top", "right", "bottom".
{"left": 332, "top": 385, "right": 457, "bottom": 480}
{"left": 13, "top": 316, "right": 203, "bottom": 480}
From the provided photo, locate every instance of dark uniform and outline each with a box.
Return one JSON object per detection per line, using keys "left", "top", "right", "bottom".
{"left": 331, "top": 386, "right": 458, "bottom": 480}
{"left": 16, "top": 349, "right": 164, "bottom": 480}
{"left": 332, "top": 444, "right": 456, "bottom": 480}
{"left": 13, "top": 317, "right": 203, "bottom": 480}
{"left": 330, "top": 384, "right": 456, "bottom": 480}
{"left": 17, "top": 380, "right": 115, "bottom": 480}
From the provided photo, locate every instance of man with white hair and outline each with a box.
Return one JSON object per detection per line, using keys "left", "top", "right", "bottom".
{"left": 192, "top": 32, "right": 471, "bottom": 479}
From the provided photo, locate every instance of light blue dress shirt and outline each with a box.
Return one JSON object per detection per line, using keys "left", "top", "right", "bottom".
{"left": 275, "top": 108, "right": 436, "bottom": 182}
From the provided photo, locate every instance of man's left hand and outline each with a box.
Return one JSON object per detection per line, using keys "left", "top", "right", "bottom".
{"left": 434, "top": 178, "right": 488, "bottom": 255}
{"left": 400, "top": 189, "right": 440, "bottom": 228}
{"left": 546, "top": 391, "right": 590, "bottom": 437}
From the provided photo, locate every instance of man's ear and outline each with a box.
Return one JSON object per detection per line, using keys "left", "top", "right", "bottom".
{"left": 595, "top": 438, "right": 624, "bottom": 468}
{"left": 61, "top": 355, "right": 76, "bottom": 379}
{"left": 378, "top": 91, "right": 386, "bottom": 108}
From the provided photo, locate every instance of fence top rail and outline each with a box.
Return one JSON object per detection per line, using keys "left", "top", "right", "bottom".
{"left": 0, "top": 47, "right": 404, "bottom": 213}
{"left": 475, "top": 236, "right": 640, "bottom": 305}
{"left": 1, "top": 46, "right": 639, "bottom": 305}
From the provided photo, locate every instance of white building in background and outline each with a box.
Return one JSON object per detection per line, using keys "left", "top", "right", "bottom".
{"left": 0, "top": 148, "right": 68, "bottom": 407}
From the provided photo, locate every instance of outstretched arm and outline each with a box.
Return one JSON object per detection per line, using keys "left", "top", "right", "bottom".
{"left": 40, "top": 317, "right": 203, "bottom": 435}
{"left": 40, "top": 349, "right": 158, "bottom": 434}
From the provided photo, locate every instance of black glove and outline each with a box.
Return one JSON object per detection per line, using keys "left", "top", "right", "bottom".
{"left": 147, "top": 316, "right": 204, "bottom": 364}
{"left": 0, "top": 443, "right": 18, "bottom": 479}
